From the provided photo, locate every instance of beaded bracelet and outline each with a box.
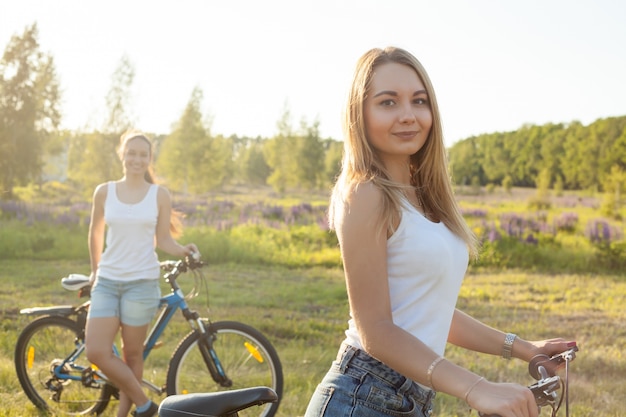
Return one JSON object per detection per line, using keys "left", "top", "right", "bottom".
{"left": 426, "top": 356, "right": 444, "bottom": 390}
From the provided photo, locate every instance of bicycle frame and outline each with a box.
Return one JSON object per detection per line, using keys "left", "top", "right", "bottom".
{"left": 22, "top": 266, "right": 228, "bottom": 396}
{"left": 140, "top": 275, "right": 229, "bottom": 393}
{"left": 144, "top": 282, "right": 193, "bottom": 361}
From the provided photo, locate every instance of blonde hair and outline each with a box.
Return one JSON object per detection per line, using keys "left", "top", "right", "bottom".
{"left": 329, "top": 47, "right": 479, "bottom": 258}
{"left": 118, "top": 129, "right": 183, "bottom": 238}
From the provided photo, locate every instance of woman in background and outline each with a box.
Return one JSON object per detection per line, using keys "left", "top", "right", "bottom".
{"left": 85, "top": 129, "right": 198, "bottom": 417}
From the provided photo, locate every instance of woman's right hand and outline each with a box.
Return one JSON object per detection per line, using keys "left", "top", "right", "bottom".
{"left": 468, "top": 379, "right": 539, "bottom": 417}
{"left": 89, "top": 271, "right": 97, "bottom": 287}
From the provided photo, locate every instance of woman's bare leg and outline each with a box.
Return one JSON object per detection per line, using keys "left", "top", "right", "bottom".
{"left": 117, "top": 322, "right": 151, "bottom": 416}
{"left": 85, "top": 317, "right": 150, "bottom": 416}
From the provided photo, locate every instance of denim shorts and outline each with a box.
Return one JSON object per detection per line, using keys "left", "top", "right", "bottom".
{"left": 88, "top": 277, "right": 161, "bottom": 326}
{"left": 305, "top": 343, "right": 435, "bottom": 417}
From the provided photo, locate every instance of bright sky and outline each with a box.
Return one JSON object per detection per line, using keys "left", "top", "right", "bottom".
{"left": 2, "top": 0, "right": 625, "bottom": 146}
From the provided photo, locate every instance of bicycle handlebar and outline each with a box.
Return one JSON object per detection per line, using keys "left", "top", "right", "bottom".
{"left": 160, "top": 252, "right": 203, "bottom": 272}
{"left": 60, "top": 253, "right": 205, "bottom": 297}
{"left": 159, "top": 253, "right": 205, "bottom": 295}
{"left": 479, "top": 346, "right": 578, "bottom": 417}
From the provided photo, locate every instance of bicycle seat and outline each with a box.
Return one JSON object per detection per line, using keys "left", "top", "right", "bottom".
{"left": 158, "top": 387, "right": 278, "bottom": 417}
{"left": 20, "top": 306, "right": 75, "bottom": 316}
{"left": 61, "top": 274, "right": 91, "bottom": 291}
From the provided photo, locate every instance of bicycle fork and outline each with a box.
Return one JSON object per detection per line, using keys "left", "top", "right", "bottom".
{"left": 186, "top": 313, "right": 233, "bottom": 388}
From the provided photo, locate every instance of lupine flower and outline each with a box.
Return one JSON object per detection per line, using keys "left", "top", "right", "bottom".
{"left": 461, "top": 208, "right": 488, "bottom": 218}
{"left": 553, "top": 212, "right": 579, "bottom": 233}
{"left": 585, "top": 219, "right": 623, "bottom": 245}
{"left": 524, "top": 234, "right": 539, "bottom": 245}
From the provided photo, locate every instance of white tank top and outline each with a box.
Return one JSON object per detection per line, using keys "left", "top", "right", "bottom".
{"left": 343, "top": 200, "right": 469, "bottom": 356}
{"left": 97, "top": 182, "right": 161, "bottom": 281}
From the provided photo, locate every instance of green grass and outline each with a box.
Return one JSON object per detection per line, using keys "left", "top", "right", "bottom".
{"left": 1, "top": 260, "right": 625, "bottom": 416}
{"left": 2, "top": 185, "right": 625, "bottom": 415}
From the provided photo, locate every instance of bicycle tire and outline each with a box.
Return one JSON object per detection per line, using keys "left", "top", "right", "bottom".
{"left": 14, "top": 315, "right": 115, "bottom": 415}
{"left": 165, "top": 320, "right": 283, "bottom": 417}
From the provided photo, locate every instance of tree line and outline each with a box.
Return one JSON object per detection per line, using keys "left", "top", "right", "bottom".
{"left": 2, "top": 23, "right": 625, "bottom": 202}
{"left": 449, "top": 116, "right": 626, "bottom": 193}
{"left": 64, "top": 81, "right": 343, "bottom": 199}
{"left": 0, "top": 24, "right": 342, "bottom": 199}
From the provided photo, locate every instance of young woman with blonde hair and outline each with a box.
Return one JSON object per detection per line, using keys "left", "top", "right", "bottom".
{"left": 305, "top": 47, "right": 574, "bottom": 417}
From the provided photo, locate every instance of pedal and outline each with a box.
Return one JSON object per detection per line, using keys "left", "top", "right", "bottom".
{"left": 81, "top": 366, "right": 103, "bottom": 388}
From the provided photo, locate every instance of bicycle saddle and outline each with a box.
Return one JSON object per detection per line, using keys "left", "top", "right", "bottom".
{"left": 158, "top": 387, "right": 278, "bottom": 417}
{"left": 61, "top": 274, "right": 91, "bottom": 291}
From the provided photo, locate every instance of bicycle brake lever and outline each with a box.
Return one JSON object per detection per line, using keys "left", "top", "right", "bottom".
{"left": 185, "top": 252, "right": 203, "bottom": 268}
{"left": 529, "top": 375, "right": 561, "bottom": 407}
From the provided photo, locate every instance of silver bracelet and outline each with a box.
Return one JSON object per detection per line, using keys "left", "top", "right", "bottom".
{"left": 502, "top": 333, "right": 516, "bottom": 359}
{"left": 426, "top": 356, "right": 444, "bottom": 390}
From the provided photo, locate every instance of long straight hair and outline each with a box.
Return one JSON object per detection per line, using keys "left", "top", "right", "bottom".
{"left": 329, "top": 47, "right": 479, "bottom": 258}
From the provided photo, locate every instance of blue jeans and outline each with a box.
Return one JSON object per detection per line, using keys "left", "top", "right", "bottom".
{"left": 305, "top": 344, "right": 435, "bottom": 417}
{"left": 88, "top": 277, "right": 161, "bottom": 326}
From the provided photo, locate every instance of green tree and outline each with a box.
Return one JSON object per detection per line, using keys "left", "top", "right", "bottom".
{"left": 157, "top": 87, "right": 206, "bottom": 192}
{"left": 294, "top": 118, "right": 325, "bottom": 189}
{"left": 481, "top": 133, "right": 511, "bottom": 185}
{"left": 103, "top": 54, "right": 136, "bottom": 134}
{"left": 0, "top": 23, "right": 61, "bottom": 198}
{"left": 559, "top": 121, "right": 586, "bottom": 189}
{"left": 237, "top": 137, "right": 270, "bottom": 185}
{"left": 264, "top": 104, "right": 298, "bottom": 192}
{"left": 600, "top": 165, "right": 626, "bottom": 218}
{"left": 323, "top": 138, "right": 343, "bottom": 187}
{"left": 596, "top": 117, "right": 626, "bottom": 189}
{"left": 68, "top": 56, "right": 136, "bottom": 196}
{"left": 157, "top": 87, "right": 231, "bottom": 193}
{"left": 68, "top": 131, "right": 120, "bottom": 198}
{"left": 42, "top": 129, "right": 72, "bottom": 183}
{"left": 502, "top": 175, "right": 513, "bottom": 194}
{"left": 449, "top": 136, "right": 484, "bottom": 186}
{"left": 197, "top": 133, "right": 233, "bottom": 192}
{"left": 539, "top": 124, "right": 565, "bottom": 189}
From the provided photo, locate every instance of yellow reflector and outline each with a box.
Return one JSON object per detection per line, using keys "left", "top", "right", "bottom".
{"left": 91, "top": 364, "right": 101, "bottom": 379}
{"left": 27, "top": 346, "right": 35, "bottom": 369}
{"left": 244, "top": 342, "right": 264, "bottom": 363}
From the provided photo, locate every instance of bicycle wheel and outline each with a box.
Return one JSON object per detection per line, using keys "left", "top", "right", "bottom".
{"left": 166, "top": 320, "right": 283, "bottom": 417}
{"left": 15, "top": 315, "right": 115, "bottom": 415}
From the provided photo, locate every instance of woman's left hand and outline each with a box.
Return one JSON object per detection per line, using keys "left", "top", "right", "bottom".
{"left": 181, "top": 243, "right": 199, "bottom": 258}
{"left": 526, "top": 338, "right": 577, "bottom": 373}
{"left": 529, "top": 338, "right": 576, "bottom": 357}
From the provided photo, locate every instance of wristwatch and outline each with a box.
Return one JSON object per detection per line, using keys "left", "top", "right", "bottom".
{"left": 503, "top": 333, "right": 516, "bottom": 359}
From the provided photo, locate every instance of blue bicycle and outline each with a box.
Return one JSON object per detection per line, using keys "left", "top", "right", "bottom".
{"left": 14, "top": 255, "right": 283, "bottom": 417}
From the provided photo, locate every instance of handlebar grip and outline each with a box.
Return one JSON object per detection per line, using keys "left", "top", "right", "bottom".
{"left": 529, "top": 346, "right": 578, "bottom": 380}
{"left": 529, "top": 354, "right": 552, "bottom": 380}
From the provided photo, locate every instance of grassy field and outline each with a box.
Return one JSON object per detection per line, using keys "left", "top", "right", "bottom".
{"left": 1, "top": 259, "right": 625, "bottom": 416}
